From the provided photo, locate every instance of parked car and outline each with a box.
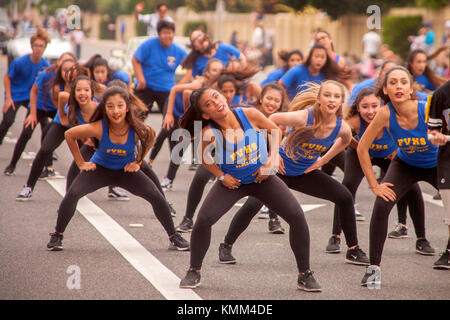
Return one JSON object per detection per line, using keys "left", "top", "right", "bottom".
{"left": 6, "top": 27, "right": 75, "bottom": 67}
{"left": 110, "top": 36, "right": 191, "bottom": 85}
{"left": 0, "top": 8, "right": 14, "bottom": 55}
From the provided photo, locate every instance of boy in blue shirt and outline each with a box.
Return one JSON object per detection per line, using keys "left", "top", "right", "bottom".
{"left": 132, "top": 20, "right": 187, "bottom": 114}
{"left": 0, "top": 28, "right": 50, "bottom": 144}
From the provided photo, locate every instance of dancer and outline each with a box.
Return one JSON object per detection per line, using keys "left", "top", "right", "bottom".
{"left": 46, "top": 85, "right": 189, "bottom": 252}
{"left": 178, "top": 87, "right": 321, "bottom": 292}
{"left": 358, "top": 66, "right": 438, "bottom": 287}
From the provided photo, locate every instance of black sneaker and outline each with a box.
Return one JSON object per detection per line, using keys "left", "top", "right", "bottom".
{"left": 268, "top": 219, "right": 285, "bottom": 234}
{"left": 179, "top": 268, "right": 201, "bottom": 288}
{"left": 297, "top": 270, "right": 322, "bottom": 292}
{"left": 47, "top": 232, "right": 63, "bottom": 251}
{"left": 433, "top": 192, "right": 442, "bottom": 200}
{"left": 433, "top": 250, "right": 450, "bottom": 269}
{"left": 168, "top": 202, "right": 176, "bottom": 217}
{"left": 325, "top": 235, "right": 341, "bottom": 254}
{"left": 345, "top": 246, "right": 370, "bottom": 266}
{"left": 176, "top": 216, "right": 193, "bottom": 233}
{"left": 219, "top": 243, "right": 236, "bottom": 264}
{"left": 169, "top": 233, "right": 190, "bottom": 251}
{"left": 38, "top": 167, "right": 56, "bottom": 180}
{"left": 388, "top": 223, "right": 408, "bottom": 239}
{"left": 16, "top": 186, "right": 33, "bottom": 201}
{"left": 361, "top": 265, "right": 381, "bottom": 288}
{"left": 4, "top": 165, "right": 15, "bottom": 176}
{"left": 416, "top": 239, "right": 435, "bottom": 255}
{"left": 108, "top": 187, "right": 130, "bottom": 201}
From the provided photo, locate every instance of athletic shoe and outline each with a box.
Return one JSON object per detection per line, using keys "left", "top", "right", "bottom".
{"left": 354, "top": 204, "right": 365, "bottom": 221}
{"left": 189, "top": 163, "right": 199, "bottom": 171}
{"left": 345, "top": 246, "right": 370, "bottom": 266}
{"left": 176, "top": 216, "right": 193, "bottom": 233}
{"left": 16, "top": 186, "right": 32, "bottom": 201}
{"left": 268, "top": 219, "right": 285, "bottom": 234}
{"left": 168, "top": 202, "right": 176, "bottom": 217}
{"left": 433, "top": 250, "right": 450, "bottom": 269}
{"left": 52, "top": 152, "right": 59, "bottom": 161}
{"left": 325, "top": 235, "right": 341, "bottom": 253}
{"left": 219, "top": 243, "right": 236, "bottom": 264}
{"left": 4, "top": 165, "right": 15, "bottom": 176}
{"left": 108, "top": 187, "right": 130, "bottom": 201}
{"left": 416, "top": 239, "right": 435, "bottom": 255}
{"left": 3, "top": 136, "right": 17, "bottom": 144}
{"left": 297, "top": 270, "right": 322, "bottom": 292}
{"left": 169, "top": 233, "right": 190, "bottom": 251}
{"left": 38, "top": 167, "right": 56, "bottom": 180}
{"left": 179, "top": 268, "right": 201, "bottom": 288}
{"left": 361, "top": 265, "right": 381, "bottom": 288}
{"left": 258, "top": 205, "right": 270, "bottom": 219}
{"left": 47, "top": 232, "right": 63, "bottom": 251}
{"left": 388, "top": 223, "right": 408, "bottom": 239}
{"left": 161, "top": 177, "right": 173, "bottom": 191}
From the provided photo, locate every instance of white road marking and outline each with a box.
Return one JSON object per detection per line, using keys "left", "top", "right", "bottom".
{"left": 47, "top": 179, "right": 202, "bottom": 300}
{"left": 234, "top": 202, "right": 326, "bottom": 213}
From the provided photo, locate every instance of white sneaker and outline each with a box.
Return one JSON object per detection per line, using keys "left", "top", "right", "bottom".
{"left": 355, "top": 204, "right": 365, "bottom": 221}
{"left": 4, "top": 136, "right": 18, "bottom": 144}
{"left": 258, "top": 205, "right": 270, "bottom": 219}
{"left": 161, "top": 177, "right": 173, "bottom": 191}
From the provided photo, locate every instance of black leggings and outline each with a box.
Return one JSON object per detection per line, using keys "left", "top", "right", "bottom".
{"left": 321, "top": 150, "right": 345, "bottom": 176}
{"left": 331, "top": 148, "right": 424, "bottom": 237}
{"left": 7, "top": 109, "right": 56, "bottom": 169}
{"left": 55, "top": 165, "right": 176, "bottom": 236}
{"left": 189, "top": 175, "right": 311, "bottom": 272}
{"left": 149, "top": 103, "right": 184, "bottom": 181}
{"left": 0, "top": 101, "right": 29, "bottom": 144}
{"left": 26, "top": 122, "right": 67, "bottom": 189}
{"left": 66, "top": 144, "right": 166, "bottom": 199}
{"left": 369, "top": 156, "right": 438, "bottom": 266}
{"left": 224, "top": 170, "right": 359, "bottom": 248}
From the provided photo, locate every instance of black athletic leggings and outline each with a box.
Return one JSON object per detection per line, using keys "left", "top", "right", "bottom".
{"left": 189, "top": 175, "right": 311, "bottom": 272}
{"left": 66, "top": 144, "right": 166, "bottom": 199}
{"left": 55, "top": 165, "right": 176, "bottom": 235}
{"left": 331, "top": 147, "right": 424, "bottom": 237}
{"left": 370, "top": 155, "right": 438, "bottom": 266}
{"left": 321, "top": 150, "right": 345, "bottom": 175}
{"left": 7, "top": 108, "right": 56, "bottom": 169}
{"left": 149, "top": 102, "right": 183, "bottom": 181}
{"left": 0, "top": 101, "right": 30, "bottom": 144}
{"left": 224, "top": 170, "right": 359, "bottom": 249}
{"left": 26, "top": 122, "right": 67, "bottom": 189}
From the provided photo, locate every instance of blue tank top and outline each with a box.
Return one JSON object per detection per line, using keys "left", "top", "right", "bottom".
{"left": 387, "top": 100, "right": 438, "bottom": 168}
{"left": 53, "top": 104, "right": 89, "bottom": 127}
{"left": 356, "top": 116, "right": 397, "bottom": 158}
{"left": 280, "top": 108, "right": 342, "bottom": 176}
{"left": 90, "top": 119, "right": 136, "bottom": 170}
{"left": 210, "top": 108, "right": 268, "bottom": 184}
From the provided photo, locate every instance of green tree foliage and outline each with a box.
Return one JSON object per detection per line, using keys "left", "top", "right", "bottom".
{"left": 185, "top": 0, "right": 256, "bottom": 12}
{"left": 382, "top": 15, "right": 422, "bottom": 60}
{"left": 415, "top": 0, "right": 449, "bottom": 9}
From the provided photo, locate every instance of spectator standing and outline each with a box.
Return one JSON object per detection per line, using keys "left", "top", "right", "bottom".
{"left": 134, "top": 2, "right": 173, "bottom": 38}
{"left": 362, "top": 29, "right": 381, "bottom": 59}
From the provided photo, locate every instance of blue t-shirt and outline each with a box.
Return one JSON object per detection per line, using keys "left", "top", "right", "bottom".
{"left": 387, "top": 100, "right": 438, "bottom": 168}
{"left": 280, "top": 108, "right": 342, "bottom": 176}
{"left": 106, "top": 70, "right": 131, "bottom": 85}
{"left": 133, "top": 37, "right": 187, "bottom": 92}
{"left": 90, "top": 118, "right": 136, "bottom": 170}
{"left": 34, "top": 69, "right": 57, "bottom": 112}
{"left": 261, "top": 68, "right": 285, "bottom": 86}
{"left": 415, "top": 74, "right": 435, "bottom": 92}
{"left": 347, "top": 78, "right": 376, "bottom": 106}
{"left": 192, "top": 43, "right": 241, "bottom": 77}
{"left": 210, "top": 108, "right": 268, "bottom": 184}
{"left": 7, "top": 54, "right": 50, "bottom": 102}
{"left": 280, "top": 64, "right": 325, "bottom": 101}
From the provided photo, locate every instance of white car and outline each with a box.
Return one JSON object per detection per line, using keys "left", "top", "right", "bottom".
{"left": 6, "top": 28, "right": 75, "bottom": 67}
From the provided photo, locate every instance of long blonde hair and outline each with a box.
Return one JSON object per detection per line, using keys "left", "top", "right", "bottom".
{"left": 284, "top": 80, "right": 345, "bottom": 160}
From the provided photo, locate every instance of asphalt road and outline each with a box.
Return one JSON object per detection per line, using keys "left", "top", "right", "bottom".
{"left": 0, "top": 42, "right": 449, "bottom": 303}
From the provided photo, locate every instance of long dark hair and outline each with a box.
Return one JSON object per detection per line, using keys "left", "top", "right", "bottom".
{"left": 67, "top": 75, "right": 95, "bottom": 127}
{"left": 278, "top": 49, "right": 303, "bottom": 73}
{"left": 181, "top": 32, "right": 218, "bottom": 70}
{"left": 257, "top": 82, "right": 285, "bottom": 110}
{"left": 179, "top": 87, "right": 214, "bottom": 138}
{"left": 407, "top": 49, "right": 447, "bottom": 89}
{"left": 90, "top": 86, "right": 155, "bottom": 164}
{"left": 50, "top": 58, "right": 76, "bottom": 102}
{"left": 304, "top": 45, "right": 342, "bottom": 81}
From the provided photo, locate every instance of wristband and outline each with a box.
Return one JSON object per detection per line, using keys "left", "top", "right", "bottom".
{"left": 218, "top": 173, "right": 226, "bottom": 181}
